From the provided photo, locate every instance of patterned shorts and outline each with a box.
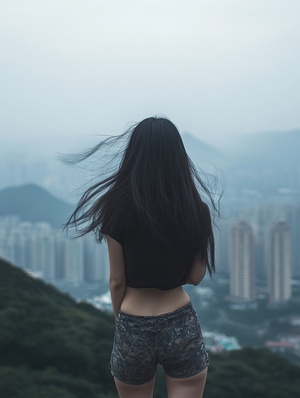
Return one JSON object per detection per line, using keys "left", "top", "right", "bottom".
{"left": 109, "top": 302, "right": 210, "bottom": 385}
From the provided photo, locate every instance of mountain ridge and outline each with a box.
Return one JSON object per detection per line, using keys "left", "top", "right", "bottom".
{"left": 1, "top": 129, "right": 300, "bottom": 227}
{"left": 182, "top": 132, "right": 225, "bottom": 168}
{"left": 0, "top": 183, "right": 73, "bottom": 228}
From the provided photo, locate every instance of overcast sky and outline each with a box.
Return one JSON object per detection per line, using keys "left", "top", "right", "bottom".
{"left": 1, "top": 0, "right": 300, "bottom": 151}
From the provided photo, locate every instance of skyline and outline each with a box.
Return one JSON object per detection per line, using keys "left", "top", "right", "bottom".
{"left": 1, "top": 0, "right": 300, "bottom": 150}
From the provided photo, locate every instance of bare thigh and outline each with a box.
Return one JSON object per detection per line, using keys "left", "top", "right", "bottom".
{"left": 114, "top": 377, "right": 155, "bottom": 398}
{"left": 166, "top": 368, "right": 208, "bottom": 398}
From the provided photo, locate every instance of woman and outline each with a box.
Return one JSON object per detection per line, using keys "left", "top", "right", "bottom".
{"left": 65, "top": 117, "right": 217, "bottom": 398}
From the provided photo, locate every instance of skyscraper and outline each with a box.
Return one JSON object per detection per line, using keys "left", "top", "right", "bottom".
{"left": 229, "top": 220, "right": 256, "bottom": 304}
{"left": 63, "top": 238, "right": 84, "bottom": 285}
{"left": 269, "top": 220, "right": 291, "bottom": 304}
{"left": 83, "top": 235, "right": 109, "bottom": 284}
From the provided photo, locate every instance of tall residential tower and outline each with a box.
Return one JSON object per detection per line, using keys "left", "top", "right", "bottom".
{"left": 269, "top": 221, "right": 291, "bottom": 304}
{"left": 230, "top": 220, "right": 256, "bottom": 304}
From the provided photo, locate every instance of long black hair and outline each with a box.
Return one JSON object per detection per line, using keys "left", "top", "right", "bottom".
{"left": 64, "top": 117, "right": 219, "bottom": 275}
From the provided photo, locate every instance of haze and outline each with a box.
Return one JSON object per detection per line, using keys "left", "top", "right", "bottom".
{"left": 1, "top": 0, "right": 300, "bottom": 153}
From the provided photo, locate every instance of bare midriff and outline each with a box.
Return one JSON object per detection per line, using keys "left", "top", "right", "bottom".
{"left": 120, "top": 286, "right": 190, "bottom": 316}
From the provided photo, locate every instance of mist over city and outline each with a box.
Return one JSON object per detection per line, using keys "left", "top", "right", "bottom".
{"left": 1, "top": 1, "right": 300, "bottom": 397}
{"left": 1, "top": 129, "right": 299, "bottom": 346}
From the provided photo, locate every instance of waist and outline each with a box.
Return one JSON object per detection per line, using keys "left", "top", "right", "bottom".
{"left": 120, "top": 286, "right": 190, "bottom": 316}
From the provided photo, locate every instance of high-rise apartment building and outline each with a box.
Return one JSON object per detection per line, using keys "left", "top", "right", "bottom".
{"left": 229, "top": 220, "right": 256, "bottom": 303}
{"left": 84, "top": 235, "right": 109, "bottom": 283}
{"left": 291, "top": 205, "right": 300, "bottom": 277}
{"left": 0, "top": 218, "right": 109, "bottom": 286}
{"left": 30, "top": 223, "right": 55, "bottom": 279}
{"left": 269, "top": 221, "right": 291, "bottom": 304}
{"left": 63, "top": 238, "right": 84, "bottom": 285}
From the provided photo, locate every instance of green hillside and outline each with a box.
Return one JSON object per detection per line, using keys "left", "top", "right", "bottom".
{"left": 1, "top": 258, "right": 300, "bottom": 398}
{"left": 0, "top": 258, "right": 115, "bottom": 398}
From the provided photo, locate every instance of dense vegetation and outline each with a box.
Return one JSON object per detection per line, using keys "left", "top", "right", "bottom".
{"left": 1, "top": 258, "right": 300, "bottom": 398}
{"left": 0, "top": 258, "right": 115, "bottom": 398}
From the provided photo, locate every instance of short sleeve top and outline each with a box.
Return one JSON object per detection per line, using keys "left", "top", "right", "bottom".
{"left": 104, "top": 212, "right": 194, "bottom": 290}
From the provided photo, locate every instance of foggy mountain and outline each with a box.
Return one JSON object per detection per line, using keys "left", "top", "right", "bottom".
{"left": 183, "top": 130, "right": 300, "bottom": 168}
{"left": 0, "top": 130, "right": 299, "bottom": 210}
{"left": 225, "top": 131, "right": 300, "bottom": 194}
{"left": 222, "top": 130, "right": 300, "bottom": 165}
{"left": 0, "top": 184, "right": 73, "bottom": 228}
{"left": 181, "top": 130, "right": 300, "bottom": 195}
{"left": 182, "top": 133, "right": 225, "bottom": 168}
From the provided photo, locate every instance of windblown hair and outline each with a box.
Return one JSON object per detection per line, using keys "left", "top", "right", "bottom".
{"left": 64, "top": 117, "right": 219, "bottom": 275}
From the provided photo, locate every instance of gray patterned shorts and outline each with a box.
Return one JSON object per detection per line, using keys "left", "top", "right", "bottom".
{"left": 109, "top": 302, "right": 210, "bottom": 385}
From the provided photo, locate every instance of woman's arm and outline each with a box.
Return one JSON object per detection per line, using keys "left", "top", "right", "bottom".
{"left": 106, "top": 235, "right": 126, "bottom": 317}
{"left": 186, "top": 258, "right": 206, "bottom": 286}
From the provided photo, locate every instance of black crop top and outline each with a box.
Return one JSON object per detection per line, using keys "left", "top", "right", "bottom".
{"left": 104, "top": 212, "right": 194, "bottom": 290}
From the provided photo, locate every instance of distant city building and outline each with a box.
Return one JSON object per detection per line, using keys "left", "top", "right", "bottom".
{"left": 0, "top": 217, "right": 109, "bottom": 287}
{"left": 203, "top": 331, "right": 241, "bottom": 352}
{"left": 31, "top": 223, "right": 55, "bottom": 279}
{"left": 269, "top": 220, "right": 292, "bottom": 304}
{"left": 229, "top": 220, "right": 256, "bottom": 304}
{"left": 265, "top": 335, "right": 300, "bottom": 359}
{"left": 63, "top": 238, "right": 84, "bottom": 285}
{"left": 84, "top": 235, "right": 109, "bottom": 283}
{"left": 54, "top": 232, "right": 66, "bottom": 280}
{"left": 291, "top": 204, "right": 300, "bottom": 277}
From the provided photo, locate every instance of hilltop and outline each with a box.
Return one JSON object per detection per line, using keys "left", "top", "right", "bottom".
{"left": 0, "top": 258, "right": 115, "bottom": 398}
{"left": 182, "top": 133, "right": 225, "bottom": 167}
{"left": 1, "top": 258, "right": 300, "bottom": 398}
{"left": 0, "top": 184, "right": 73, "bottom": 228}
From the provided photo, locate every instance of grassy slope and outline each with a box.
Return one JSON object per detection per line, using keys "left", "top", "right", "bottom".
{"left": 0, "top": 258, "right": 115, "bottom": 398}
{"left": 1, "top": 258, "right": 300, "bottom": 398}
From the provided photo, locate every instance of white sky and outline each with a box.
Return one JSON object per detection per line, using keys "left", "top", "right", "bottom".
{"left": 1, "top": 0, "right": 300, "bottom": 149}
